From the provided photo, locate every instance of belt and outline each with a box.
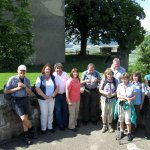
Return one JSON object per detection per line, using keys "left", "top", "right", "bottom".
{"left": 101, "top": 95, "right": 116, "bottom": 99}
{"left": 85, "top": 88, "right": 97, "bottom": 91}
{"left": 57, "top": 93, "right": 66, "bottom": 95}
{"left": 11, "top": 96, "right": 28, "bottom": 100}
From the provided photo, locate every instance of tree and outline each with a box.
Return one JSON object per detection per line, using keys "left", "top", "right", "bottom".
{"left": 65, "top": 0, "right": 146, "bottom": 68}
{"left": 128, "top": 34, "right": 150, "bottom": 77}
{"left": 138, "top": 34, "right": 150, "bottom": 72}
{"left": 0, "top": 0, "right": 34, "bottom": 69}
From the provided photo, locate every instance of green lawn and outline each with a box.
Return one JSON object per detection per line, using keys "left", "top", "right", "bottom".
{"left": 0, "top": 55, "right": 107, "bottom": 92}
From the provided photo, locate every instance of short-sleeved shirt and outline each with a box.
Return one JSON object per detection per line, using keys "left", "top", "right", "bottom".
{"left": 81, "top": 70, "right": 101, "bottom": 89}
{"left": 132, "top": 82, "right": 145, "bottom": 105}
{"left": 144, "top": 74, "right": 150, "bottom": 81}
{"left": 111, "top": 66, "right": 126, "bottom": 84}
{"left": 5, "top": 75, "right": 30, "bottom": 97}
{"left": 117, "top": 82, "right": 136, "bottom": 98}
{"left": 35, "top": 76, "right": 55, "bottom": 96}
{"left": 53, "top": 71, "right": 68, "bottom": 94}
{"left": 66, "top": 77, "right": 80, "bottom": 102}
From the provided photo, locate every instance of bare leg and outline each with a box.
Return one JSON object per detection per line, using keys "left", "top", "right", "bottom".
{"left": 20, "top": 115, "right": 32, "bottom": 131}
{"left": 127, "top": 123, "right": 131, "bottom": 133}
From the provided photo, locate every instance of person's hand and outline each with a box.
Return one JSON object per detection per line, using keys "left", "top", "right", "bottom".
{"left": 85, "top": 79, "right": 91, "bottom": 83}
{"left": 91, "top": 77, "right": 97, "bottom": 83}
{"left": 68, "top": 102, "right": 72, "bottom": 106}
{"left": 128, "top": 100, "right": 132, "bottom": 105}
{"left": 44, "top": 95, "right": 51, "bottom": 100}
{"left": 107, "top": 92, "right": 112, "bottom": 98}
{"left": 140, "top": 104, "right": 143, "bottom": 110}
{"left": 18, "top": 82, "right": 25, "bottom": 88}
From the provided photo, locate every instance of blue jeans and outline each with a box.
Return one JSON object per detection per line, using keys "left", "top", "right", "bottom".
{"left": 54, "top": 93, "right": 69, "bottom": 128}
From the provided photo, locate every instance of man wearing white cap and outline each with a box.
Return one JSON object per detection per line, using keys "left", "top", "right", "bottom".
{"left": 4, "top": 65, "right": 37, "bottom": 145}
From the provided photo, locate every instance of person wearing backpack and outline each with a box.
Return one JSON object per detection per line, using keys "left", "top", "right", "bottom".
{"left": 35, "top": 64, "right": 59, "bottom": 135}
{"left": 116, "top": 73, "right": 136, "bottom": 141}
{"left": 99, "top": 68, "right": 117, "bottom": 133}
{"left": 4, "top": 65, "right": 38, "bottom": 145}
{"left": 131, "top": 72, "right": 145, "bottom": 132}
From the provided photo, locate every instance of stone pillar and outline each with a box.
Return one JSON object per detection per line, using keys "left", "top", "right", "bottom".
{"left": 30, "top": 0, "right": 65, "bottom": 65}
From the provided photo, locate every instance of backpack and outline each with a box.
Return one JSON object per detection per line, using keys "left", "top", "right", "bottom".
{"left": 101, "top": 77, "right": 117, "bottom": 91}
{"left": 3, "top": 84, "right": 12, "bottom": 101}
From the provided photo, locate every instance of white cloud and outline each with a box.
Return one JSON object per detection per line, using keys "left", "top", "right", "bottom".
{"left": 141, "top": 8, "right": 150, "bottom": 31}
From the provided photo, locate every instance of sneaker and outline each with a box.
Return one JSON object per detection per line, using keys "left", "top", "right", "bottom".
{"left": 69, "top": 128, "right": 77, "bottom": 132}
{"left": 24, "top": 135, "right": 32, "bottom": 145}
{"left": 75, "top": 124, "right": 80, "bottom": 128}
{"left": 48, "top": 129, "right": 55, "bottom": 133}
{"left": 101, "top": 125, "right": 107, "bottom": 133}
{"left": 41, "top": 130, "right": 46, "bottom": 135}
{"left": 108, "top": 124, "right": 114, "bottom": 133}
{"left": 127, "top": 133, "right": 133, "bottom": 141}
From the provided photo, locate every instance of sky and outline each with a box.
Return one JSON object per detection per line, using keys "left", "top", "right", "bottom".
{"left": 137, "top": 0, "right": 150, "bottom": 31}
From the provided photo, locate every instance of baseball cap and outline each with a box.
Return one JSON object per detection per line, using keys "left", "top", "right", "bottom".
{"left": 18, "top": 65, "right": 27, "bottom": 71}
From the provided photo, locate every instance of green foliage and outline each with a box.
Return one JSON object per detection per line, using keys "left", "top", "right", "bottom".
{"left": 65, "top": 0, "right": 146, "bottom": 55}
{"left": 138, "top": 34, "right": 150, "bottom": 72}
{"left": 129, "top": 34, "right": 150, "bottom": 77}
{"left": 0, "top": 0, "right": 34, "bottom": 69}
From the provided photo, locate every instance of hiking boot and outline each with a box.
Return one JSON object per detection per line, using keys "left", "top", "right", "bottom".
{"left": 127, "top": 133, "right": 133, "bottom": 141}
{"left": 108, "top": 124, "right": 114, "bottom": 133}
{"left": 101, "top": 125, "right": 107, "bottom": 133}
{"left": 23, "top": 135, "right": 32, "bottom": 145}
{"left": 29, "top": 127, "right": 38, "bottom": 139}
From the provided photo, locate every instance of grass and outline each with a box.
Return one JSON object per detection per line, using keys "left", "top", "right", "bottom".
{"left": 0, "top": 54, "right": 107, "bottom": 93}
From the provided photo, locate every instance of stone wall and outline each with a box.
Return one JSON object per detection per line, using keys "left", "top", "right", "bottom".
{"left": 0, "top": 94, "right": 40, "bottom": 144}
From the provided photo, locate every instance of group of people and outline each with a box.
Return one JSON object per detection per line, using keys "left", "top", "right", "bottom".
{"left": 4, "top": 58, "right": 150, "bottom": 145}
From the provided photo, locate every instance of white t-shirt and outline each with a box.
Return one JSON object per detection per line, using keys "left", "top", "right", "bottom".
{"left": 53, "top": 71, "right": 69, "bottom": 94}
{"left": 117, "top": 82, "right": 136, "bottom": 98}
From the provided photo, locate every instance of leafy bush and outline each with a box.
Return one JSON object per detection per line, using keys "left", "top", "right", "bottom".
{"left": 0, "top": 0, "right": 34, "bottom": 69}
{"left": 128, "top": 34, "right": 150, "bottom": 79}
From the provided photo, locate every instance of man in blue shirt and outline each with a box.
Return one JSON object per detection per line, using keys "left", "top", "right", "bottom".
{"left": 111, "top": 58, "right": 126, "bottom": 85}
{"left": 4, "top": 65, "right": 37, "bottom": 145}
{"left": 81, "top": 63, "right": 101, "bottom": 125}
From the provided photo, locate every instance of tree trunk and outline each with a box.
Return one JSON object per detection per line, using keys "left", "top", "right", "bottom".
{"left": 119, "top": 50, "right": 129, "bottom": 71}
{"left": 79, "top": 31, "right": 87, "bottom": 55}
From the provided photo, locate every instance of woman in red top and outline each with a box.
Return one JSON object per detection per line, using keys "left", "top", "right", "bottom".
{"left": 66, "top": 68, "right": 80, "bottom": 131}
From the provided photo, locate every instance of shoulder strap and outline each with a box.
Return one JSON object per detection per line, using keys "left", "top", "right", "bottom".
{"left": 102, "top": 77, "right": 116, "bottom": 90}
{"left": 101, "top": 79, "right": 107, "bottom": 90}
{"left": 39, "top": 75, "right": 43, "bottom": 87}
{"left": 112, "top": 77, "right": 117, "bottom": 90}
{"left": 51, "top": 75, "right": 56, "bottom": 90}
